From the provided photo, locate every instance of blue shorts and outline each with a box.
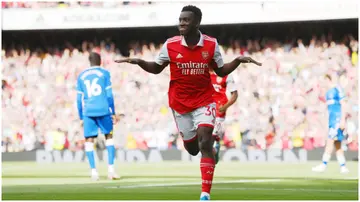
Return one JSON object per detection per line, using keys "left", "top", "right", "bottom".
{"left": 328, "top": 127, "right": 344, "bottom": 141}
{"left": 328, "top": 111, "right": 344, "bottom": 141}
{"left": 83, "top": 115, "right": 113, "bottom": 138}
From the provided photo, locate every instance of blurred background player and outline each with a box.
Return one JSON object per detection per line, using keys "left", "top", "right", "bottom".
{"left": 210, "top": 69, "right": 238, "bottom": 164}
{"left": 115, "top": 5, "right": 261, "bottom": 201}
{"left": 312, "top": 72, "right": 349, "bottom": 174}
{"left": 77, "top": 52, "right": 119, "bottom": 180}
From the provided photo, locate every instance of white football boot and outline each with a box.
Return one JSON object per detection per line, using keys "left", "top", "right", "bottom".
{"left": 312, "top": 164, "right": 327, "bottom": 173}
{"left": 91, "top": 170, "right": 100, "bottom": 181}
{"left": 200, "top": 192, "right": 210, "bottom": 200}
{"left": 108, "top": 172, "right": 120, "bottom": 180}
{"left": 340, "top": 166, "right": 349, "bottom": 174}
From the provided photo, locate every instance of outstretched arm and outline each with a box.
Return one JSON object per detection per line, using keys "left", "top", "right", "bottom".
{"left": 115, "top": 40, "right": 170, "bottom": 74}
{"left": 210, "top": 39, "right": 261, "bottom": 77}
{"left": 214, "top": 56, "right": 262, "bottom": 77}
{"left": 114, "top": 58, "right": 168, "bottom": 74}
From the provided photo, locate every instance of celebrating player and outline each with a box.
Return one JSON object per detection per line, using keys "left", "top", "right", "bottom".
{"left": 312, "top": 73, "right": 349, "bottom": 173}
{"left": 210, "top": 69, "right": 238, "bottom": 164}
{"left": 115, "top": 5, "right": 261, "bottom": 200}
{"left": 77, "top": 52, "right": 119, "bottom": 180}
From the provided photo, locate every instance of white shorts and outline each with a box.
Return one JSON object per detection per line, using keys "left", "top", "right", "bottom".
{"left": 213, "top": 117, "right": 225, "bottom": 139}
{"left": 172, "top": 103, "right": 216, "bottom": 142}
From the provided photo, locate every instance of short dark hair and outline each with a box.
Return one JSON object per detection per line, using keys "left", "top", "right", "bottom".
{"left": 182, "top": 5, "right": 202, "bottom": 23}
{"left": 89, "top": 52, "right": 101, "bottom": 66}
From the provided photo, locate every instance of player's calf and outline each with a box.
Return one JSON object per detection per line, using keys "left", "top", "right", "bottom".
{"left": 335, "top": 141, "right": 349, "bottom": 173}
{"left": 104, "top": 133, "right": 119, "bottom": 179}
{"left": 323, "top": 139, "right": 335, "bottom": 165}
{"left": 84, "top": 137, "right": 98, "bottom": 180}
{"left": 197, "top": 125, "right": 216, "bottom": 199}
{"left": 312, "top": 138, "right": 334, "bottom": 172}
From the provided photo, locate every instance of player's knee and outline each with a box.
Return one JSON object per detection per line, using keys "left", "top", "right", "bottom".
{"left": 335, "top": 148, "right": 343, "bottom": 154}
{"left": 85, "top": 137, "right": 94, "bottom": 142}
{"left": 183, "top": 140, "right": 200, "bottom": 156}
{"left": 105, "top": 133, "right": 113, "bottom": 139}
{"left": 197, "top": 126, "right": 214, "bottom": 152}
{"left": 334, "top": 141, "right": 342, "bottom": 150}
{"left": 199, "top": 138, "right": 212, "bottom": 152}
{"left": 188, "top": 149, "right": 200, "bottom": 156}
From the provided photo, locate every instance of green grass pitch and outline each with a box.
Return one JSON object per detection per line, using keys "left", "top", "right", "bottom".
{"left": 2, "top": 161, "right": 358, "bottom": 200}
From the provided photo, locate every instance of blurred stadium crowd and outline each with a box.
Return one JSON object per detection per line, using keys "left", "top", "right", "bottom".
{"left": 1, "top": 1, "right": 154, "bottom": 9}
{"left": 2, "top": 27, "right": 359, "bottom": 153}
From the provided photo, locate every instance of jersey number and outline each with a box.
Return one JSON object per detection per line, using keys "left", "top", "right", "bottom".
{"left": 205, "top": 105, "right": 216, "bottom": 118}
{"left": 84, "top": 78, "right": 102, "bottom": 97}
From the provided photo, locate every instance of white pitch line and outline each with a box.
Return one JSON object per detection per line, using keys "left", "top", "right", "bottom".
{"left": 105, "top": 179, "right": 282, "bottom": 189}
{"left": 213, "top": 187, "right": 358, "bottom": 193}
{"left": 104, "top": 179, "right": 358, "bottom": 193}
{"left": 2, "top": 177, "right": 192, "bottom": 186}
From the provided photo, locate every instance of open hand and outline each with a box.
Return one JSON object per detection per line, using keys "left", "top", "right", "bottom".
{"left": 112, "top": 115, "right": 118, "bottom": 125}
{"left": 114, "top": 58, "right": 140, "bottom": 64}
{"left": 237, "top": 56, "right": 262, "bottom": 66}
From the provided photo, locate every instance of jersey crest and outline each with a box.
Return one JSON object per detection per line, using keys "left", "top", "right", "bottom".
{"left": 202, "top": 51, "right": 209, "bottom": 60}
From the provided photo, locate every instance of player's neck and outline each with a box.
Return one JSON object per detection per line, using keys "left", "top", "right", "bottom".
{"left": 184, "top": 30, "right": 200, "bottom": 47}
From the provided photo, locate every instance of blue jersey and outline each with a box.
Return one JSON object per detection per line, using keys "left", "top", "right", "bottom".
{"left": 326, "top": 86, "right": 345, "bottom": 115}
{"left": 76, "top": 66, "right": 115, "bottom": 119}
{"left": 326, "top": 86, "right": 345, "bottom": 129}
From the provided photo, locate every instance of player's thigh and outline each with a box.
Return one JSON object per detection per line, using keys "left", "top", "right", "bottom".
{"left": 334, "top": 139, "right": 342, "bottom": 150}
{"left": 193, "top": 103, "right": 216, "bottom": 142}
{"left": 83, "top": 116, "right": 99, "bottom": 138}
{"left": 95, "top": 115, "right": 113, "bottom": 135}
{"left": 171, "top": 109, "right": 197, "bottom": 143}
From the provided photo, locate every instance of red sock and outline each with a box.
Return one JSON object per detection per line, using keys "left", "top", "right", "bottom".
{"left": 200, "top": 157, "right": 215, "bottom": 194}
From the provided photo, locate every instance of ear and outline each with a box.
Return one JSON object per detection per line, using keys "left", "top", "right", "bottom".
{"left": 195, "top": 20, "right": 200, "bottom": 29}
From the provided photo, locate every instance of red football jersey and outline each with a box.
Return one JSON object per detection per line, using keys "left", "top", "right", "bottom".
{"left": 210, "top": 72, "right": 237, "bottom": 118}
{"left": 155, "top": 32, "right": 224, "bottom": 114}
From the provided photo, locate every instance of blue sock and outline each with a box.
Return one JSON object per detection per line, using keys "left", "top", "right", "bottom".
{"left": 322, "top": 153, "right": 331, "bottom": 166}
{"left": 85, "top": 142, "right": 96, "bottom": 169}
{"left": 106, "top": 139, "right": 115, "bottom": 166}
{"left": 336, "top": 153, "right": 346, "bottom": 167}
